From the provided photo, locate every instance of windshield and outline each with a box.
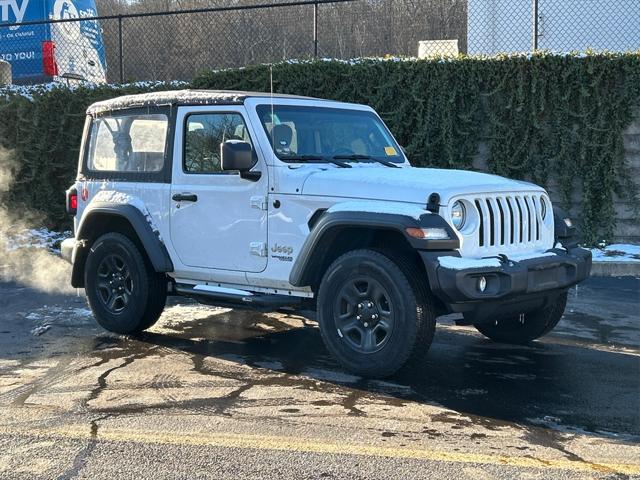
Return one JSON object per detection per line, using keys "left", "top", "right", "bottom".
{"left": 256, "top": 105, "right": 404, "bottom": 164}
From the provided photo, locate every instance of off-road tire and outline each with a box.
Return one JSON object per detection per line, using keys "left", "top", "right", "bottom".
{"left": 317, "top": 249, "right": 436, "bottom": 378}
{"left": 474, "top": 292, "right": 567, "bottom": 344}
{"left": 85, "top": 232, "right": 166, "bottom": 334}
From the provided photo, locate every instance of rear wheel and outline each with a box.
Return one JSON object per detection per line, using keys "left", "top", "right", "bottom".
{"left": 474, "top": 292, "right": 567, "bottom": 344}
{"left": 85, "top": 233, "right": 166, "bottom": 334}
{"left": 317, "top": 249, "right": 435, "bottom": 378}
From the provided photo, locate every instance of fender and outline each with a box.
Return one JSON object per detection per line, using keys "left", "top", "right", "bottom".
{"left": 71, "top": 202, "right": 173, "bottom": 287}
{"left": 289, "top": 209, "right": 459, "bottom": 288}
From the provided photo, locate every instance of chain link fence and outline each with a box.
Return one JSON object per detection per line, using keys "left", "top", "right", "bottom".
{"left": 1, "top": 0, "right": 638, "bottom": 85}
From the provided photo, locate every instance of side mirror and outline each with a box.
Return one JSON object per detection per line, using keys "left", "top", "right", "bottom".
{"left": 220, "top": 140, "right": 256, "bottom": 172}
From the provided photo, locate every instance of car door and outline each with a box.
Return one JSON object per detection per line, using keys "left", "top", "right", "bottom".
{"left": 170, "top": 105, "right": 268, "bottom": 273}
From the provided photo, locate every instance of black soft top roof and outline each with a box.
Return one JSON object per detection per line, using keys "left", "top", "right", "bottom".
{"left": 86, "top": 89, "right": 320, "bottom": 115}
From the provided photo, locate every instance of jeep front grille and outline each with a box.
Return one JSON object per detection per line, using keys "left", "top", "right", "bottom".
{"left": 464, "top": 194, "right": 550, "bottom": 253}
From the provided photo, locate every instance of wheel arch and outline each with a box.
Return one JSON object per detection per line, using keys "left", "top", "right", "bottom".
{"left": 289, "top": 210, "right": 457, "bottom": 296}
{"left": 71, "top": 203, "right": 173, "bottom": 288}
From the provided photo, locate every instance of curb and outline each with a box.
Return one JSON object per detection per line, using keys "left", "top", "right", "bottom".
{"left": 590, "top": 261, "right": 640, "bottom": 277}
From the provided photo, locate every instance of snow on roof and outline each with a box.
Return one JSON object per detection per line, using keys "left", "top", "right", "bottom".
{"left": 86, "top": 89, "right": 316, "bottom": 114}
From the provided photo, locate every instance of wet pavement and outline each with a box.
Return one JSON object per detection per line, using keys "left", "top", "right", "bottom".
{"left": 0, "top": 277, "right": 638, "bottom": 479}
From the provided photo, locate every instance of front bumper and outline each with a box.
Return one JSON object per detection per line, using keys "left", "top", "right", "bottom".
{"left": 421, "top": 247, "right": 592, "bottom": 324}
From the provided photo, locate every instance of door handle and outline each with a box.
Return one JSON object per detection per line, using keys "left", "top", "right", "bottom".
{"left": 172, "top": 193, "right": 198, "bottom": 202}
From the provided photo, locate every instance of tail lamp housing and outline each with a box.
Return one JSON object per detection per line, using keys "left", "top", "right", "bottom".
{"left": 66, "top": 188, "right": 78, "bottom": 215}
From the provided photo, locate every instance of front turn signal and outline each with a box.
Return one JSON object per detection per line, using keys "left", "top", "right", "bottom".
{"left": 405, "top": 227, "right": 449, "bottom": 240}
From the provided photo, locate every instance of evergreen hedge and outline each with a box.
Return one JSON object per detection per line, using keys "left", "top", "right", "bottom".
{"left": 1, "top": 53, "right": 639, "bottom": 244}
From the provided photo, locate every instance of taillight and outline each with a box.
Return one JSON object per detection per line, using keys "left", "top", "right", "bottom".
{"left": 42, "top": 41, "right": 58, "bottom": 76}
{"left": 66, "top": 188, "right": 77, "bottom": 215}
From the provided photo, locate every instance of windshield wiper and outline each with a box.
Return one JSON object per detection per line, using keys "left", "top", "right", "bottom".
{"left": 332, "top": 154, "right": 400, "bottom": 168}
{"left": 281, "top": 155, "right": 351, "bottom": 168}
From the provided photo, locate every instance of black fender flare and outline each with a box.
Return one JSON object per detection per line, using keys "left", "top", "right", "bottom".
{"left": 71, "top": 202, "right": 173, "bottom": 287}
{"left": 288, "top": 210, "right": 459, "bottom": 288}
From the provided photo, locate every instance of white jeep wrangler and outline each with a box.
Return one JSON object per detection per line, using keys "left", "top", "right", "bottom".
{"left": 62, "top": 90, "right": 592, "bottom": 377}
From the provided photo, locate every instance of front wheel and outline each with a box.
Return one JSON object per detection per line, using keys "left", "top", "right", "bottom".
{"left": 474, "top": 292, "right": 567, "bottom": 344}
{"left": 85, "top": 233, "right": 167, "bottom": 334}
{"left": 317, "top": 249, "right": 435, "bottom": 378}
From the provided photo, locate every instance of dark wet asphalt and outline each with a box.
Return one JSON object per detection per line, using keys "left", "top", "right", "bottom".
{"left": 0, "top": 276, "right": 639, "bottom": 479}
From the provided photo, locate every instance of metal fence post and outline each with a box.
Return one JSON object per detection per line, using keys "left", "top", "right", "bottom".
{"left": 313, "top": 2, "right": 319, "bottom": 58}
{"left": 532, "top": 0, "right": 539, "bottom": 51}
{"left": 118, "top": 15, "right": 124, "bottom": 83}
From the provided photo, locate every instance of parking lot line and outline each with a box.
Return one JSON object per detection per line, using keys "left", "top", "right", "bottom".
{"left": 1, "top": 425, "right": 638, "bottom": 475}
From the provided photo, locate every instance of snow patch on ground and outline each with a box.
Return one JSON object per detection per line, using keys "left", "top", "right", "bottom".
{"left": 526, "top": 415, "right": 640, "bottom": 442}
{"left": 328, "top": 200, "right": 428, "bottom": 220}
{"left": 22, "top": 304, "right": 94, "bottom": 336}
{"left": 31, "top": 325, "right": 51, "bottom": 336}
{"left": 590, "top": 244, "right": 640, "bottom": 263}
{"left": 5, "top": 228, "right": 71, "bottom": 255}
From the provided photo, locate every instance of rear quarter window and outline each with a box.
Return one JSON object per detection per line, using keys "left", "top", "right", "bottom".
{"left": 87, "top": 114, "right": 168, "bottom": 173}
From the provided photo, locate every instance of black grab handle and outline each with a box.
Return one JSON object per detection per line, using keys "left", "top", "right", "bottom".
{"left": 172, "top": 193, "right": 198, "bottom": 202}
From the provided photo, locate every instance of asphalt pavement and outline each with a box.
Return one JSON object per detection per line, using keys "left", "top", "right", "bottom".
{"left": 0, "top": 276, "right": 638, "bottom": 479}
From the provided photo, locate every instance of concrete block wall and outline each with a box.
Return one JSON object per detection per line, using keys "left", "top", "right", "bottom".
{"left": 618, "top": 114, "right": 640, "bottom": 243}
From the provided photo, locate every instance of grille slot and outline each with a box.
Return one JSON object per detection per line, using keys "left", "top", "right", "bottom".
{"left": 465, "top": 193, "right": 547, "bottom": 253}
{"left": 475, "top": 199, "right": 485, "bottom": 247}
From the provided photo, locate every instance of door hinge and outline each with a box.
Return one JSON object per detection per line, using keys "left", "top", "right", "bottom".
{"left": 250, "top": 242, "right": 267, "bottom": 257}
{"left": 250, "top": 196, "right": 268, "bottom": 211}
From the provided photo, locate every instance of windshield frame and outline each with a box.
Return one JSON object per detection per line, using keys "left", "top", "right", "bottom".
{"left": 253, "top": 102, "right": 407, "bottom": 166}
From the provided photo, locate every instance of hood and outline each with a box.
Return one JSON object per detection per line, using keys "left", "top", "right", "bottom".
{"left": 301, "top": 165, "right": 544, "bottom": 205}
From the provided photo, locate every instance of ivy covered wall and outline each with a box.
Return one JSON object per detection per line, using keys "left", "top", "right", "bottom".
{"left": 1, "top": 53, "right": 638, "bottom": 244}
{"left": 193, "top": 54, "right": 640, "bottom": 245}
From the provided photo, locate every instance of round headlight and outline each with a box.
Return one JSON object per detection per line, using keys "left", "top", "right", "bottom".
{"left": 540, "top": 197, "right": 547, "bottom": 220}
{"left": 451, "top": 201, "right": 466, "bottom": 230}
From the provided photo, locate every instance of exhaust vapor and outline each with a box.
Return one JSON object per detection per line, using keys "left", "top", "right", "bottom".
{"left": 0, "top": 147, "right": 74, "bottom": 294}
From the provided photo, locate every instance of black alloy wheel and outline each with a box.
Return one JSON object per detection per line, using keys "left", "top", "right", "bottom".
{"left": 85, "top": 232, "right": 167, "bottom": 334}
{"left": 96, "top": 253, "right": 134, "bottom": 314}
{"left": 334, "top": 277, "right": 395, "bottom": 354}
{"left": 317, "top": 249, "right": 436, "bottom": 378}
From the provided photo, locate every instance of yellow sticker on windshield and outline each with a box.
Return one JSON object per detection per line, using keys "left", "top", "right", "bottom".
{"left": 384, "top": 146, "right": 398, "bottom": 156}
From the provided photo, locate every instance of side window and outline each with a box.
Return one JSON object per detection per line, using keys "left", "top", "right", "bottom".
{"left": 184, "top": 113, "right": 253, "bottom": 174}
{"left": 87, "top": 114, "right": 168, "bottom": 172}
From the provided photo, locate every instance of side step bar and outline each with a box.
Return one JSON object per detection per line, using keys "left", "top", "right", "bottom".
{"left": 175, "top": 283, "right": 304, "bottom": 312}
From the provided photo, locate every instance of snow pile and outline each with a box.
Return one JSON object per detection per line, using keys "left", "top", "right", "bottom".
{"left": 5, "top": 228, "right": 71, "bottom": 255}
{"left": 590, "top": 244, "right": 640, "bottom": 263}
{"left": 23, "top": 306, "right": 94, "bottom": 336}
